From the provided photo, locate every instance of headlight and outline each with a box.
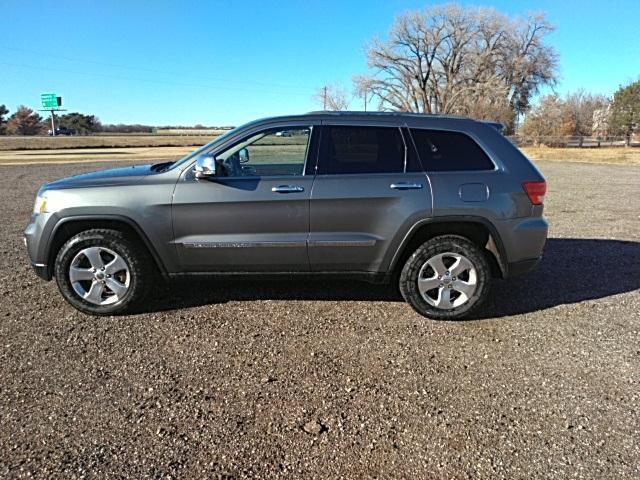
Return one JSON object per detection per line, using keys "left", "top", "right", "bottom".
{"left": 33, "top": 194, "right": 48, "bottom": 214}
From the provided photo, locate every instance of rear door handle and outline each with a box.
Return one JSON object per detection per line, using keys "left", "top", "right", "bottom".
{"left": 272, "top": 185, "right": 305, "bottom": 193}
{"left": 390, "top": 182, "right": 423, "bottom": 190}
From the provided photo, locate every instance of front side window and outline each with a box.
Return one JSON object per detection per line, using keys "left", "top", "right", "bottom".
{"left": 318, "top": 126, "right": 405, "bottom": 174}
{"left": 410, "top": 129, "right": 494, "bottom": 171}
{"left": 215, "top": 127, "right": 311, "bottom": 177}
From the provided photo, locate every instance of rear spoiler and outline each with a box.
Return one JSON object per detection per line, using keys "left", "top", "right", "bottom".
{"left": 484, "top": 121, "right": 505, "bottom": 134}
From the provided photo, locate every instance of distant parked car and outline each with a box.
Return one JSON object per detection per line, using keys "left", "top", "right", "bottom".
{"left": 25, "top": 112, "right": 547, "bottom": 319}
{"left": 47, "top": 127, "right": 76, "bottom": 136}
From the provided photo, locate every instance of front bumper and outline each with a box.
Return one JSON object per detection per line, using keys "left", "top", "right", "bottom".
{"left": 24, "top": 212, "right": 56, "bottom": 281}
{"left": 29, "top": 260, "right": 50, "bottom": 280}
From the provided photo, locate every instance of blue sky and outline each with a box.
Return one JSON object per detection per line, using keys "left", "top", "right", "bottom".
{"left": 2, "top": 0, "right": 638, "bottom": 125}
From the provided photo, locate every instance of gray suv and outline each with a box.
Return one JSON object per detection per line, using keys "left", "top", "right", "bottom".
{"left": 24, "top": 112, "right": 548, "bottom": 320}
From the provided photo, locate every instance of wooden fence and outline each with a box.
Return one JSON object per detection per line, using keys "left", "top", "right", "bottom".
{"left": 509, "top": 136, "right": 639, "bottom": 148}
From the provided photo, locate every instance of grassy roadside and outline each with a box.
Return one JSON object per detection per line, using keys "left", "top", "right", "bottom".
{"left": 520, "top": 146, "right": 640, "bottom": 165}
{"left": 0, "top": 143, "right": 639, "bottom": 166}
{"left": 0, "top": 146, "right": 194, "bottom": 165}
{"left": 0, "top": 135, "right": 212, "bottom": 151}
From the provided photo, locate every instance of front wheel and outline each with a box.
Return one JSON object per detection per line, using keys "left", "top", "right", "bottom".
{"left": 54, "top": 229, "right": 151, "bottom": 315}
{"left": 399, "top": 235, "right": 491, "bottom": 320}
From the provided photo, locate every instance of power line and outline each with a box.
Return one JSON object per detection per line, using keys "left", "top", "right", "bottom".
{"left": 0, "top": 61, "right": 315, "bottom": 97}
{"left": 0, "top": 45, "right": 315, "bottom": 93}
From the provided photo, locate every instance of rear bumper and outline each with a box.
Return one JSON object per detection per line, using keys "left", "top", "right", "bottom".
{"left": 496, "top": 216, "right": 548, "bottom": 263}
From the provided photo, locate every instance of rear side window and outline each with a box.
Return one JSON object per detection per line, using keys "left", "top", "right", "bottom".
{"left": 318, "top": 126, "right": 404, "bottom": 174}
{"left": 410, "top": 129, "right": 494, "bottom": 171}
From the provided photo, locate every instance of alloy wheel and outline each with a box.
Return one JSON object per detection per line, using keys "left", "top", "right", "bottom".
{"left": 69, "top": 246, "right": 130, "bottom": 305}
{"left": 417, "top": 252, "right": 478, "bottom": 310}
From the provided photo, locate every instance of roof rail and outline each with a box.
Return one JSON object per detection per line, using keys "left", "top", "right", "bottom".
{"left": 305, "top": 110, "right": 478, "bottom": 121}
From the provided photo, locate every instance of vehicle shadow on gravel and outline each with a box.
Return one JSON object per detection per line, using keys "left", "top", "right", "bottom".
{"left": 144, "top": 238, "right": 640, "bottom": 318}
{"left": 478, "top": 238, "right": 640, "bottom": 318}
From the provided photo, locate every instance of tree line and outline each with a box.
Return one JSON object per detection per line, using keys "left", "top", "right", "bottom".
{"left": 519, "top": 83, "right": 640, "bottom": 145}
{"left": 0, "top": 105, "right": 232, "bottom": 136}
{"left": 0, "top": 106, "right": 150, "bottom": 135}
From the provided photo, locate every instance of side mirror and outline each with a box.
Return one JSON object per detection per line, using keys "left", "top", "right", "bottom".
{"left": 238, "top": 147, "right": 250, "bottom": 164}
{"left": 194, "top": 153, "right": 217, "bottom": 178}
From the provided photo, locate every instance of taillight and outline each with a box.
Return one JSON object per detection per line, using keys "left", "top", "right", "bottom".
{"left": 522, "top": 181, "right": 546, "bottom": 205}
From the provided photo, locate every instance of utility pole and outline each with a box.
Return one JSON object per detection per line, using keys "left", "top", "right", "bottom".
{"left": 50, "top": 110, "right": 56, "bottom": 136}
{"left": 364, "top": 87, "right": 368, "bottom": 112}
{"left": 323, "top": 86, "right": 327, "bottom": 110}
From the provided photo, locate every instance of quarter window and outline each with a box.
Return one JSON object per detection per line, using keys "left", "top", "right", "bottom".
{"left": 318, "top": 126, "right": 405, "bottom": 174}
{"left": 410, "top": 129, "right": 494, "bottom": 171}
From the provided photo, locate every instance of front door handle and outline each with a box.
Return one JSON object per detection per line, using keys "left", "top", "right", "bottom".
{"left": 390, "top": 182, "right": 423, "bottom": 190}
{"left": 272, "top": 185, "right": 305, "bottom": 193}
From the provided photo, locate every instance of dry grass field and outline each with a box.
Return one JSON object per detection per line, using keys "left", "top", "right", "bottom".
{"left": 0, "top": 147, "right": 197, "bottom": 165}
{"left": 521, "top": 146, "right": 640, "bottom": 165}
{"left": 0, "top": 135, "right": 307, "bottom": 165}
{"left": 1, "top": 134, "right": 640, "bottom": 166}
{"left": 0, "top": 135, "right": 212, "bottom": 151}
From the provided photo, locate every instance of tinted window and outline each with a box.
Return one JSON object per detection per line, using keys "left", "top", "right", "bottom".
{"left": 410, "top": 129, "right": 494, "bottom": 171}
{"left": 318, "top": 126, "right": 404, "bottom": 174}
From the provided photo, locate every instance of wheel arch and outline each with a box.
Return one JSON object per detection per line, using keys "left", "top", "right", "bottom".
{"left": 388, "top": 216, "right": 508, "bottom": 279}
{"left": 45, "top": 215, "right": 168, "bottom": 280}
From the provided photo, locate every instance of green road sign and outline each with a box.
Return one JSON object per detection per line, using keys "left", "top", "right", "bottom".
{"left": 41, "top": 93, "right": 61, "bottom": 109}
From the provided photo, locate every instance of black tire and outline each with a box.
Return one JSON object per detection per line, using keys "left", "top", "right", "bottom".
{"left": 54, "top": 229, "right": 151, "bottom": 315}
{"left": 399, "top": 235, "right": 491, "bottom": 320}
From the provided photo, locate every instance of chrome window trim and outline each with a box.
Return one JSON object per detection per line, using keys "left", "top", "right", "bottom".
{"left": 183, "top": 123, "right": 316, "bottom": 179}
{"left": 182, "top": 241, "right": 306, "bottom": 249}
{"left": 398, "top": 126, "right": 409, "bottom": 173}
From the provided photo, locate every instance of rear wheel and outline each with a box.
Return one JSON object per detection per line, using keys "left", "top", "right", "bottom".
{"left": 54, "top": 229, "right": 151, "bottom": 315}
{"left": 399, "top": 235, "right": 491, "bottom": 320}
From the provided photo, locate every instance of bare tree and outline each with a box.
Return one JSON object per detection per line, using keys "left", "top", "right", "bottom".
{"left": 352, "top": 76, "right": 375, "bottom": 111}
{"left": 564, "top": 90, "right": 609, "bottom": 136}
{"left": 520, "top": 94, "right": 563, "bottom": 145}
{"left": 354, "top": 4, "right": 558, "bottom": 132}
{"left": 501, "top": 13, "right": 558, "bottom": 120}
{"left": 521, "top": 91, "right": 611, "bottom": 142}
{"left": 314, "top": 83, "right": 349, "bottom": 111}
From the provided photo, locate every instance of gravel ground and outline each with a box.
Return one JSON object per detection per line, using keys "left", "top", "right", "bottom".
{"left": 0, "top": 160, "right": 638, "bottom": 479}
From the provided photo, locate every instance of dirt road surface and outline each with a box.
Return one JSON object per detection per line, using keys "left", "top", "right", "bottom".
{"left": 0, "top": 160, "right": 638, "bottom": 479}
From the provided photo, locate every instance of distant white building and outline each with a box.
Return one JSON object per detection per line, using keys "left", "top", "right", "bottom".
{"left": 153, "top": 127, "right": 233, "bottom": 136}
{"left": 592, "top": 104, "right": 611, "bottom": 137}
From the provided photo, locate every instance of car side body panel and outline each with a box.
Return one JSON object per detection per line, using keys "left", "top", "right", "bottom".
{"left": 171, "top": 173, "right": 314, "bottom": 272}
{"left": 308, "top": 171, "right": 432, "bottom": 271}
{"left": 24, "top": 168, "right": 181, "bottom": 277}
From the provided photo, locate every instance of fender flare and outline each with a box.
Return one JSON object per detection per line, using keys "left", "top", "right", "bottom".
{"left": 387, "top": 215, "right": 508, "bottom": 277}
{"left": 44, "top": 214, "right": 169, "bottom": 279}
